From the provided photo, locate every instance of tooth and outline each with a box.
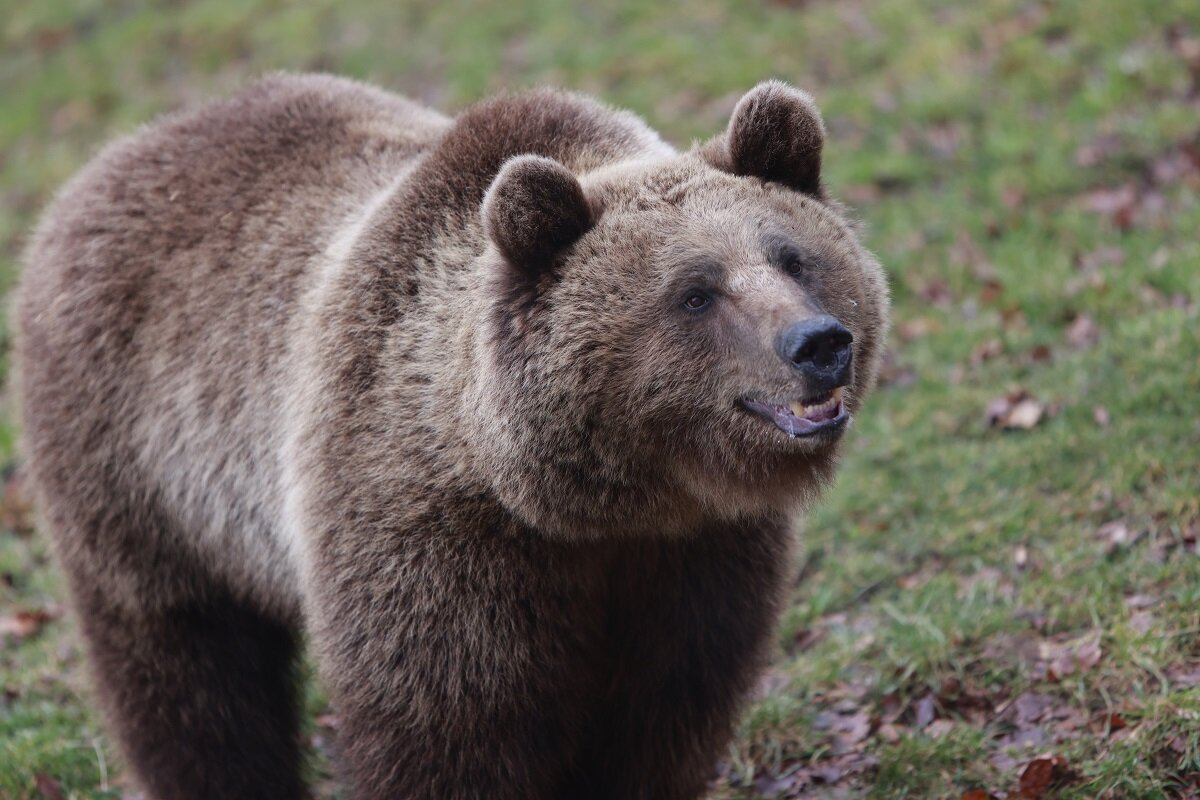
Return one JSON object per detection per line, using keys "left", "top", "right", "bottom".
{"left": 789, "top": 401, "right": 807, "bottom": 417}
{"left": 832, "top": 387, "right": 844, "bottom": 402}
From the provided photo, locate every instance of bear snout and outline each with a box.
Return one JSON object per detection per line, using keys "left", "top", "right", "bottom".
{"left": 777, "top": 315, "right": 853, "bottom": 391}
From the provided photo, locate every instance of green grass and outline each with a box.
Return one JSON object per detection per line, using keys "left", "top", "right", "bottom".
{"left": 2, "top": 0, "right": 1198, "bottom": 797}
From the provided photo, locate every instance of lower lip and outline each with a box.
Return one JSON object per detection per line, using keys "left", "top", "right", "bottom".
{"left": 740, "top": 399, "right": 849, "bottom": 438}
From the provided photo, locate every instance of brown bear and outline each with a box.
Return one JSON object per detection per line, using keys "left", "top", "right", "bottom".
{"left": 14, "top": 73, "right": 888, "bottom": 800}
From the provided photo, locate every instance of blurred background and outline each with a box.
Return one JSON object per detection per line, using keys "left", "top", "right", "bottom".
{"left": 1, "top": 1, "right": 1198, "bottom": 797}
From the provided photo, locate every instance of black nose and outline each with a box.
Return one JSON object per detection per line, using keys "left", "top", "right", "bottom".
{"left": 778, "top": 316, "right": 853, "bottom": 387}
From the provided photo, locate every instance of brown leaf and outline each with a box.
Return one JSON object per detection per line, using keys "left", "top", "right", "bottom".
{"left": 1018, "top": 758, "right": 1054, "bottom": 798}
{"left": 1075, "top": 246, "right": 1126, "bottom": 272}
{"left": 34, "top": 773, "right": 65, "bottom": 800}
{"left": 1065, "top": 314, "right": 1100, "bottom": 349}
{"left": 926, "top": 718, "right": 955, "bottom": 738}
{"left": 914, "top": 693, "right": 936, "bottom": 729}
{"left": 1013, "top": 544, "right": 1030, "bottom": 571}
{"left": 1075, "top": 134, "right": 1126, "bottom": 168}
{"left": 986, "top": 390, "right": 1046, "bottom": 431}
{"left": 0, "top": 607, "right": 57, "bottom": 640}
{"left": 1128, "top": 610, "right": 1155, "bottom": 636}
{"left": 1026, "top": 344, "right": 1052, "bottom": 363}
{"left": 1017, "top": 755, "right": 1076, "bottom": 798}
{"left": 898, "top": 317, "right": 940, "bottom": 341}
{"left": 1075, "top": 635, "right": 1102, "bottom": 672}
{"left": 917, "top": 277, "right": 953, "bottom": 307}
{"left": 843, "top": 183, "right": 883, "bottom": 204}
{"left": 877, "top": 722, "right": 903, "bottom": 743}
{"left": 815, "top": 708, "right": 872, "bottom": 754}
{"left": 1012, "top": 692, "right": 1053, "bottom": 726}
{"left": 0, "top": 470, "right": 34, "bottom": 536}
{"left": 970, "top": 339, "right": 1004, "bottom": 365}
{"left": 978, "top": 278, "right": 1004, "bottom": 305}
{"left": 1001, "top": 186, "right": 1026, "bottom": 209}
{"left": 754, "top": 669, "right": 791, "bottom": 699}
{"left": 1038, "top": 632, "right": 1103, "bottom": 678}
{"left": 1097, "top": 519, "right": 1144, "bottom": 556}
{"left": 961, "top": 790, "right": 990, "bottom": 800}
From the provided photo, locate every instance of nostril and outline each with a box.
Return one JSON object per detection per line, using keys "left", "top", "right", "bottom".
{"left": 778, "top": 317, "right": 854, "bottom": 372}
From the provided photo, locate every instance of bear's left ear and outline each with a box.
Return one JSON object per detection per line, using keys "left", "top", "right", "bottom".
{"left": 482, "top": 155, "right": 594, "bottom": 277}
{"left": 700, "top": 80, "right": 826, "bottom": 197}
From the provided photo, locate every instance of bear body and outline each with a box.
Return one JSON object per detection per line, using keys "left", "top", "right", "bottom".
{"left": 15, "top": 74, "right": 888, "bottom": 799}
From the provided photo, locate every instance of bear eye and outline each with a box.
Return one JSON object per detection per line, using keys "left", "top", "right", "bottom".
{"left": 682, "top": 292, "right": 712, "bottom": 312}
{"left": 785, "top": 255, "right": 805, "bottom": 276}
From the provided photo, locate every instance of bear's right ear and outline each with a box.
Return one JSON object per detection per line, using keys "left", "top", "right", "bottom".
{"left": 700, "top": 80, "right": 826, "bottom": 197}
{"left": 482, "top": 155, "right": 594, "bottom": 278}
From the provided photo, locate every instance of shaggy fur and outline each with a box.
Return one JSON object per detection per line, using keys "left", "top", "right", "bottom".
{"left": 15, "top": 73, "right": 889, "bottom": 800}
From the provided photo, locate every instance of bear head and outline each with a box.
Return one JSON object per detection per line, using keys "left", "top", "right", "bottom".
{"left": 466, "top": 81, "right": 890, "bottom": 539}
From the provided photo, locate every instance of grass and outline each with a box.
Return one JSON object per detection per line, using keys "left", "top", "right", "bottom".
{"left": 1, "top": 0, "right": 1198, "bottom": 797}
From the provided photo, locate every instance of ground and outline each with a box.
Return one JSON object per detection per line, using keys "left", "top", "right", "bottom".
{"left": 1, "top": 1, "right": 1199, "bottom": 798}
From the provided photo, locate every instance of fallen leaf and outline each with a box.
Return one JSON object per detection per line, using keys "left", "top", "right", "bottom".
{"left": 1018, "top": 758, "right": 1054, "bottom": 798}
{"left": 1075, "top": 635, "right": 1103, "bottom": 672}
{"left": 0, "top": 470, "right": 34, "bottom": 536}
{"left": 812, "top": 764, "right": 843, "bottom": 784}
{"left": 1013, "top": 544, "right": 1030, "bottom": 571}
{"left": 1081, "top": 184, "right": 1137, "bottom": 230}
{"left": 1012, "top": 692, "right": 1053, "bottom": 726}
{"left": 970, "top": 339, "right": 1004, "bottom": 365}
{"left": 0, "top": 608, "right": 57, "bottom": 640}
{"left": 877, "top": 722, "right": 903, "bottom": 743}
{"left": 34, "top": 773, "right": 65, "bottom": 800}
{"left": 914, "top": 693, "right": 936, "bottom": 729}
{"left": 1168, "top": 665, "right": 1200, "bottom": 689}
{"left": 1065, "top": 314, "right": 1100, "bottom": 349}
{"left": 843, "top": 183, "right": 883, "bottom": 204}
{"left": 1128, "top": 610, "right": 1156, "bottom": 636}
{"left": 987, "top": 390, "right": 1046, "bottom": 431}
{"left": 876, "top": 349, "right": 917, "bottom": 388}
{"left": 1075, "top": 135, "right": 1126, "bottom": 168}
{"left": 1075, "top": 246, "right": 1126, "bottom": 272}
{"left": 1097, "top": 519, "right": 1144, "bottom": 556}
{"left": 754, "top": 771, "right": 799, "bottom": 797}
{"left": 898, "top": 317, "right": 941, "bottom": 341}
{"left": 961, "top": 790, "right": 990, "bottom": 800}
{"left": 1001, "top": 186, "right": 1026, "bottom": 209}
{"left": 1038, "top": 632, "right": 1103, "bottom": 679}
{"left": 926, "top": 718, "right": 955, "bottom": 738}
{"left": 979, "top": 278, "right": 1004, "bottom": 305}
{"left": 815, "top": 708, "right": 872, "bottom": 755}
{"left": 917, "top": 277, "right": 953, "bottom": 307}
{"left": 1017, "top": 755, "right": 1077, "bottom": 798}
{"left": 1026, "top": 344, "right": 1052, "bottom": 363}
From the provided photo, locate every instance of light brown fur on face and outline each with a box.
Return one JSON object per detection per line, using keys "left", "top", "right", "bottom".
{"left": 15, "top": 74, "right": 888, "bottom": 800}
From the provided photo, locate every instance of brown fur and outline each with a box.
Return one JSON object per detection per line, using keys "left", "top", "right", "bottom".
{"left": 15, "top": 73, "right": 888, "bottom": 799}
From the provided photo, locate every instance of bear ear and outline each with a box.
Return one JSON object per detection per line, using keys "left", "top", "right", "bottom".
{"left": 702, "top": 80, "right": 826, "bottom": 196}
{"left": 482, "top": 155, "right": 594, "bottom": 276}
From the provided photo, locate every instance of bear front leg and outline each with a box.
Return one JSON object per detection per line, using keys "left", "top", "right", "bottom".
{"left": 569, "top": 520, "right": 796, "bottom": 800}
{"left": 307, "top": 525, "right": 607, "bottom": 800}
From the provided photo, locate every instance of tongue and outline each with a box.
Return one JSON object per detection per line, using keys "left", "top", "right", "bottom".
{"left": 772, "top": 406, "right": 822, "bottom": 437}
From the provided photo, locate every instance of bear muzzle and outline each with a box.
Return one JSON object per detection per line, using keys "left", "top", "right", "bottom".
{"left": 740, "top": 386, "right": 849, "bottom": 439}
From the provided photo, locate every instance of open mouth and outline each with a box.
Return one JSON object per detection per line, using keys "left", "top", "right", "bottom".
{"left": 740, "top": 387, "right": 848, "bottom": 438}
